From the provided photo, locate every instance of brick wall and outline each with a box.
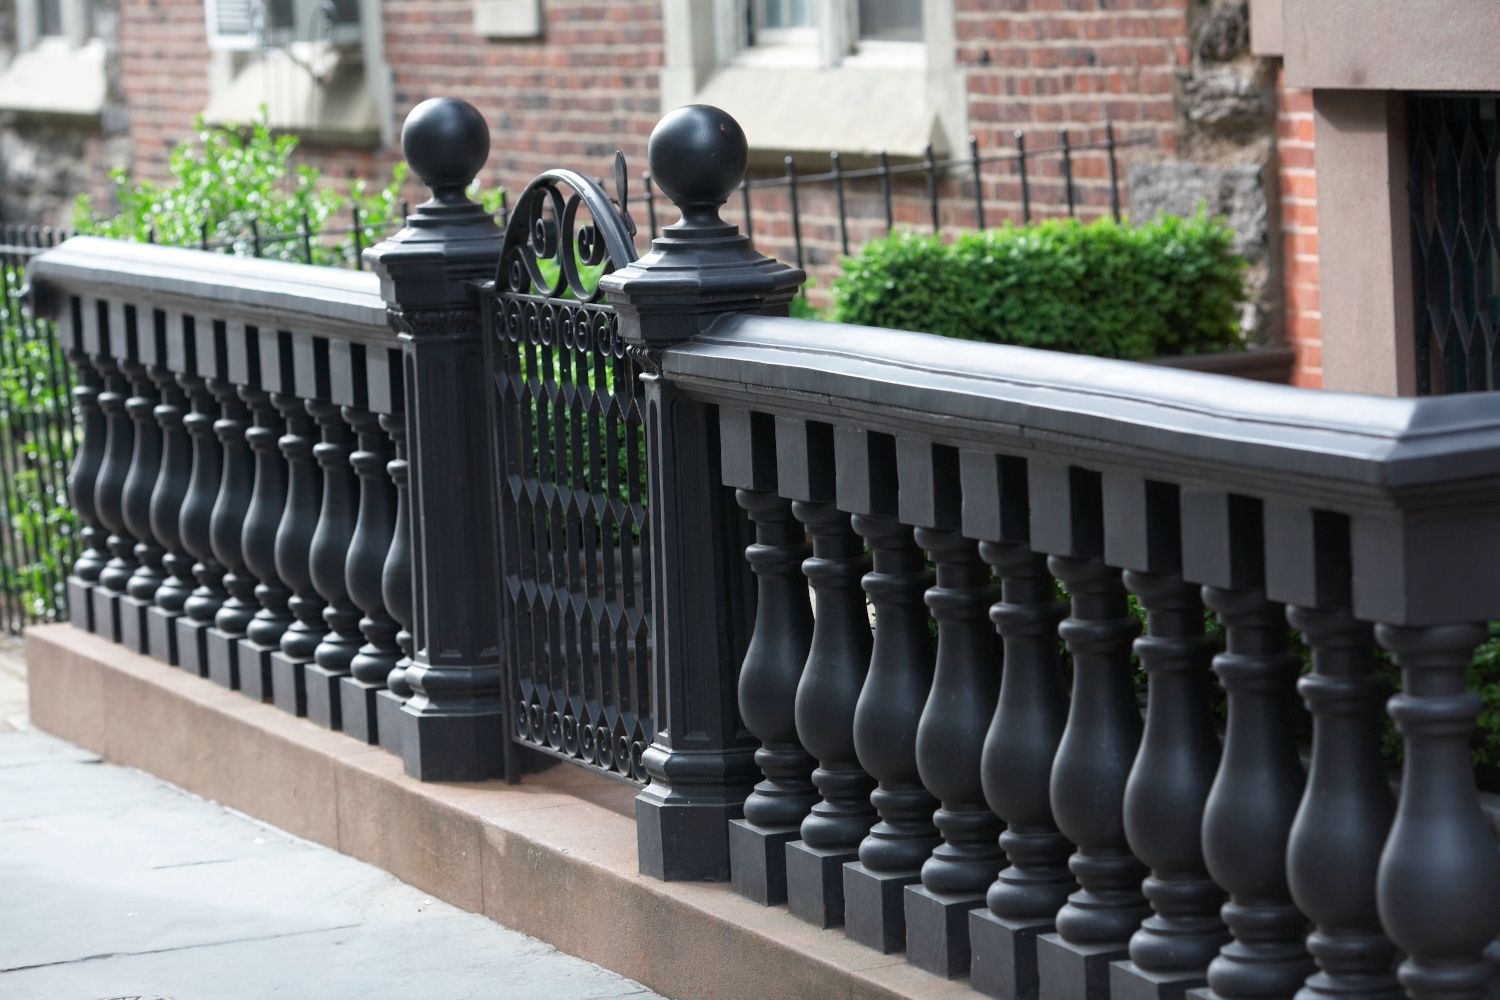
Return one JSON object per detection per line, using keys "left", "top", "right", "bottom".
{"left": 1275, "top": 67, "right": 1320, "bottom": 387}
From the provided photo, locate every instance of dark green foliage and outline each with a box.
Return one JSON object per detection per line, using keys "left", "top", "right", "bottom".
{"left": 828, "top": 214, "right": 1246, "bottom": 359}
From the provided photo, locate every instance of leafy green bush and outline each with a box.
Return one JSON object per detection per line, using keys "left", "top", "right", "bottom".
{"left": 828, "top": 214, "right": 1246, "bottom": 359}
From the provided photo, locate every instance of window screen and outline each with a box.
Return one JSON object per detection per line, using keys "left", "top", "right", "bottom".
{"left": 859, "top": 0, "right": 921, "bottom": 41}
{"left": 38, "top": 0, "right": 64, "bottom": 37}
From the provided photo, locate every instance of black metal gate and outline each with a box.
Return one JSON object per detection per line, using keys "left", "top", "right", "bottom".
{"left": 1409, "top": 93, "right": 1500, "bottom": 394}
{"left": 482, "top": 162, "right": 654, "bottom": 784}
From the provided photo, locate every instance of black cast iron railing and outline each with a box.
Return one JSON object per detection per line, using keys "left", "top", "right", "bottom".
{"left": 29, "top": 98, "right": 1500, "bottom": 1000}
{"left": 0, "top": 226, "right": 77, "bottom": 632}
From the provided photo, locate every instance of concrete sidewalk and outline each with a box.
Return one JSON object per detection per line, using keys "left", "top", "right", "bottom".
{"left": 0, "top": 665, "right": 664, "bottom": 1000}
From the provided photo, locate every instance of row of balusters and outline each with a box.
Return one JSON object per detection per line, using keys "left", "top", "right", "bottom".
{"left": 731, "top": 485, "right": 1500, "bottom": 1000}
{"left": 64, "top": 333, "right": 415, "bottom": 737}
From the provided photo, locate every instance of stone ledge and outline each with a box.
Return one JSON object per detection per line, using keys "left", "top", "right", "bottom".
{"left": 24, "top": 624, "right": 970, "bottom": 1000}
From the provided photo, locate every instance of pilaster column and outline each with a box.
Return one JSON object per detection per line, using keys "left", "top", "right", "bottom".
{"left": 600, "top": 105, "right": 804, "bottom": 881}
{"left": 365, "top": 97, "right": 506, "bottom": 779}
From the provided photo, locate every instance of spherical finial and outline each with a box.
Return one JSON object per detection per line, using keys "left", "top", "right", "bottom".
{"left": 647, "top": 105, "right": 748, "bottom": 215}
{"left": 401, "top": 97, "right": 491, "bottom": 196}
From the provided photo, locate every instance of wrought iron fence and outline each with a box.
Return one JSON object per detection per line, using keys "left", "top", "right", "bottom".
{"left": 1409, "top": 93, "right": 1500, "bottom": 394}
{"left": 0, "top": 226, "right": 77, "bottom": 633}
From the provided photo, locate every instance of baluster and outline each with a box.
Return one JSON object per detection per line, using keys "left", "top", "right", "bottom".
{"left": 1200, "top": 584, "right": 1315, "bottom": 1000}
{"left": 784, "top": 498, "right": 875, "bottom": 928}
{"left": 374, "top": 411, "right": 413, "bottom": 757}
{"left": 907, "top": 525, "right": 1005, "bottom": 979}
{"left": 844, "top": 512, "right": 939, "bottom": 954}
{"left": 340, "top": 406, "right": 399, "bottom": 745}
{"left": 269, "top": 392, "right": 324, "bottom": 717}
{"left": 65, "top": 348, "right": 107, "bottom": 630}
{"left": 236, "top": 386, "right": 290, "bottom": 702}
{"left": 205, "top": 379, "right": 254, "bottom": 689}
{"left": 146, "top": 365, "right": 193, "bottom": 663}
{"left": 304, "top": 399, "right": 362, "bottom": 729}
{"left": 174, "top": 373, "right": 225, "bottom": 676}
{"left": 1286, "top": 604, "right": 1399, "bottom": 1000}
{"left": 1113, "top": 571, "right": 1228, "bottom": 1000}
{"left": 1036, "top": 553, "right": 1149, "bottom": 998}
{"left": 92, "top": 353, "right": 137, "bottom": 641}
{"left": 727, "top": 483, "right": 816, "bottom": 905}
{"left": 1375, "top": 621, "right": 1500, "bottom": 1000}
{"left": 119, "top": 357, "right": 164, "bottom": 653}
{"left": 972, "top": 538, "right": 1075, "bottom": 1000}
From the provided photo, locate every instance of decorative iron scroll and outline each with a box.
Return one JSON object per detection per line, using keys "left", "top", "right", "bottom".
{"left": 484, "top": 157, "right": 653, "bottom": 784}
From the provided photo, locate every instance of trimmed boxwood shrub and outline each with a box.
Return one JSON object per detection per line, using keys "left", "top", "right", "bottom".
{"left": 828, "top": 213, "right": 1246, "bottom": 359}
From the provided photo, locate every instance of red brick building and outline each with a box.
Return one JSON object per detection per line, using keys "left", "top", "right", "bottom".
{"left": 2, "top": 0, "right": 1316, "bottom": 380}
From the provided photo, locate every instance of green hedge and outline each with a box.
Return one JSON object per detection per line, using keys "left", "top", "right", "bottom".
{"left": 828, "top": 213, "right": 1246, "bottom": 359}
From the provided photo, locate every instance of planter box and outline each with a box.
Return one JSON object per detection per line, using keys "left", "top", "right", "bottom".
{"left": 1139, "top": 346, "right": 1295, "bottom": 384}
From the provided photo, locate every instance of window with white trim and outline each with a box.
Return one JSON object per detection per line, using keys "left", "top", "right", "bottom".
{"left": 0, "top": 0, "right": 108, "bottom": 118}
{"left": 662, "top": 0, "right": 961, "bottom": 160}
{"left": 202, "top": 0, "right": 393, "bottom": 147}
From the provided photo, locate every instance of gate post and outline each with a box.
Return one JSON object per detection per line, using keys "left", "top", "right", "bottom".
{"left": 601, "top": 105, "right": 805, "bottom": 881}
{"left": 365, "top": 97, "right": 506, "bottom": 780}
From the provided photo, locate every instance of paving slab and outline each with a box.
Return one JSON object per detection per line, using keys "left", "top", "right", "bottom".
{"left": 0, "top": 725, "right": 664, "bottom": 1000}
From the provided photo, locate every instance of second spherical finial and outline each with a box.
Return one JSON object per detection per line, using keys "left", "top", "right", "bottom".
{"left": 647, "top": 105, "right": 749, "bottom": 214}
{"left": 401, "top": 97, "right": 491, "bottom": 196}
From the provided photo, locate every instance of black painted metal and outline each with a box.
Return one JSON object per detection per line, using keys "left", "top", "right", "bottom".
{"left": 367, "top": 96, "right": 508, "bottom": 781}
{"left": 305, "top": 399, "right": 362, "bottom": 727}
{"left": 239, "top": 387, "right": 291, "bottom": 648}
{"left": 94, "top": 354, "right": 138, "bottom": 601}
{"left": 176, "top": 372, "right": 226, "bottom": 673}
{"left": 971, "top": 536, "right": 1074, "bottom": 1000}
{"left": 207, "top": 378, "right": 255, "bottom": 686}
{"left": 1375, "top": 622, "right": 1500, "bottom": 1000}
{"left": 341, "top": 405, "right": 399, "bottom": 744}
{"left": 376, "top": 410, "right": 413, "bottom": 756}
{"left": 121, "top": 359, "right": 165, "bottom": 604}
{"left": 273, "top": 393, "right": 325, "bottom": 666}
{"left": 1407, "top": 94, "right": 1500, "bottom": 395}
{"left": 147, "top": 366, "right": 193, "bottom": 619}
{"left": 1285, "top": 603, "right": 1400, "bottom": 1000}
{"left": 67, "top": 347, "right": 108, "bottom": 614}
{"left": 1201, "top": 584, "right": 1315, "bottom": 1000}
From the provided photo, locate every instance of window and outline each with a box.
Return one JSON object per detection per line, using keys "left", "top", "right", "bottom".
{"left": 201, "top": 0, "right": 393, "bottom": 148}
{"left": 662, "top": 0, "right": 961, "bottom": 160}
{"left": 0, "top": 0, "right": 108, "bottom": 117}
{"left": 38, "top": 0, "right": 65, "bottom": 38}
{"left": 858, "top": 0, "right": 921, "bottom": 42}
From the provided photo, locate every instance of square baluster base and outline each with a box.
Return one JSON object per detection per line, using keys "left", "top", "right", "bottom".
{"left": 174, "top": 617, "right": 212, "bottom": 676}
{"left": 398, "top": 706, "right": 506, "bottom": 782}
{"left": 971, "top": 910, "right": 1056, "bottom": 1000}
{"left": 67, "top": 577, "right": 94, "bottom": 631}
{"left": 786, "top": 841, "right": 858, "bottom": 929}
{"left": 843, "top": 863, "right": 921, "bottom": 954}
{"left": 269, "top": 653, "right": 308, "bottom": 717}
{"left": 236, "top": 639, "right": 277, "bottom": 702}
{"left": 119, "top": 595, "right": 153, "bottom": 654}
{"left": 91, "top": 588, "right": 122, "bottom": 643}
{"left": 1037, "top": 934, "right": 1129, "bottom": 1000}
{"left": 375, "top": 689, "right": 406, "bottom": 756}
{"left": 727, "top": 819, "right": 799, "bottom": 906}
{"left": 205, "top": 629, "right": 241, "bottom": 690}
{"left": 339, "top": 676, "right": 382, "bottom": 745}
{"left": 304, "top": 664, "right": 346, "bottom": 730}
{"left": 1110, "top": 962, "right": 1208, "bottom": 1000}
{"left": 146, "top": 607, "right": 180, "bottom": 665}
{"left": 904, "top": 884, "right": 986, "bottom": 979}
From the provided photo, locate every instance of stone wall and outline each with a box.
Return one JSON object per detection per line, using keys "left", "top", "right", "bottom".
{"left": 0, "top": 0, "right": 130, "bottom": 229}
{"left": 1125, "top": 0, "right": 1282, "bottom": 346}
